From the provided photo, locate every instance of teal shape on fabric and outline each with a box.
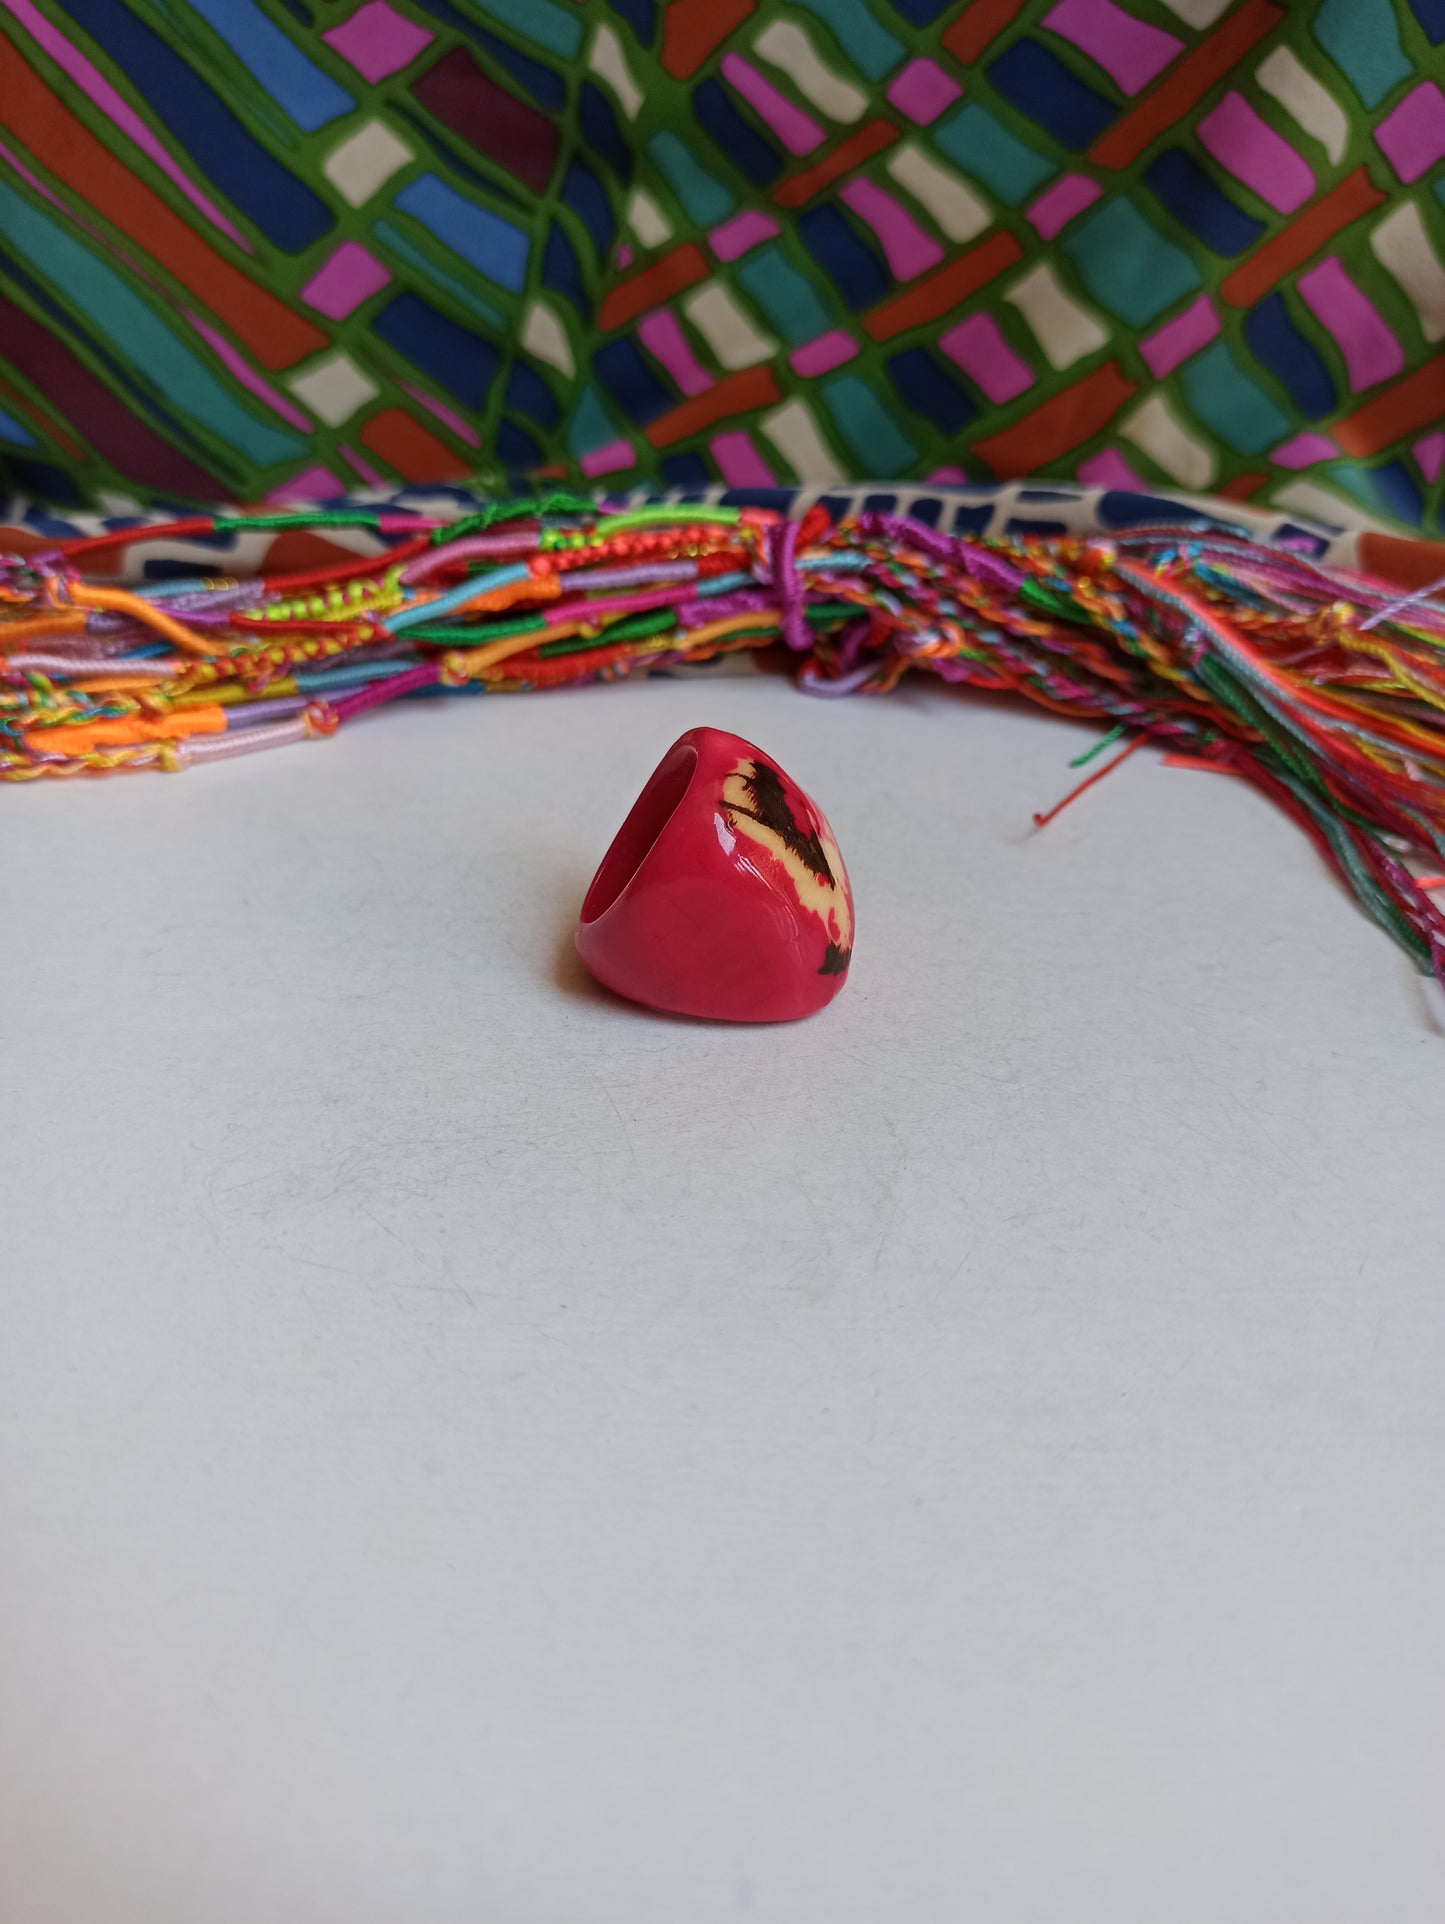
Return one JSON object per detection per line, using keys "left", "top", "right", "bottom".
{"left": 371, "top": 220, "right": 507, "bottom": 331}
{"left": 1063, "top": 199, "right": 1201, "bottom": 325}
{"left": 647, "top": 134, "right": 734, "bottom": 225}
{"left": 476, "top": 0, "right": 581, "bottom": 58}
{"left": 1310, "top": 0, "right": 1410, "bottom": 109}
{"left": 788, "top": 0, "right": 904, "bottom": 79}
{"left": 568, "top": 384, "right": 619, "bottom": 455}
{"left": 930, "top": 104, "right": 1055, "bottom": 206}
{"left": 1180, "top": 341, "right": 1290, "bottom": 455}
{"left": 735, "top": 247, "right": 831, "bottom": 344}
{"left": 822, "top": 375, "right": 916, "bottom": 471}
{"left": 179, "top": 0, "right": 353, "bottom": 130}
{"left": 0, "top": 181, "right": 302, "bottom": 467}
{"left": 393, "top": 175, "right": 530, "bottom": 292}
{"left": 0, "top": 406, "right": 38, "bottom": 448}
{"left": 1325, "top": 463, "right": 1380, "bottom": 507}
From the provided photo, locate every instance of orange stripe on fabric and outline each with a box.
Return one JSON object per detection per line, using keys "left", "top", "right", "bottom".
{"left": 863, "top": 231, "right": 1022, "bottom": 343}
{"left": 1219, "top": 169, "right": 1386, "bottom": 307}
{"left": 0, "top": 38, "right": 325, "bottom": 370}
{"left": 1334, "top": 357, "right": 1445, "bottom": 457}
{"left": 598, "top": 244, "right": 711, "bottom": 332}
{"left": 1088, "top": 0, "right": 1284, "bottom": 169}
{"left": 1216, "top": 472, "right": 1269, "bottom": 501}
{"left": 942, "top": 0, "right": 1028, "bottom": 66}
{"left": 971, "top": 362, "right": 1136, "bottom": 475}
{"left": 25, "top": 706, "right": 226, "bottom": 753}
{"left": 1356, "top": 532, "right": 1445, "bottom": 591}
{"left": 644, "top": 365, "right": 782, "bottom": 448}
{"left": 662, "top": 0, "right": 755, "bottom": 77}
{"left": 772, "top": 121, "right": 898, "bottom": 209}
{"left": 361, "top": 408, "right": 472, "bottom": 482}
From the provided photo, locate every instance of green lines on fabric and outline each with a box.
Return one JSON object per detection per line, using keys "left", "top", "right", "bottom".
{"left": 371, "top": 220, "right": 508, "bottom": 331}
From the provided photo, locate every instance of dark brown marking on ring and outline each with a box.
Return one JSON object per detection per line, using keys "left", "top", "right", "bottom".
{"left": 730, "top": 759, "right": 837, "bottom": 886}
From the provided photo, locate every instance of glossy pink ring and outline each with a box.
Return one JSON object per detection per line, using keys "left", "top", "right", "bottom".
{"left": 576, "top": 726, "right": 854, "bottom": 1022}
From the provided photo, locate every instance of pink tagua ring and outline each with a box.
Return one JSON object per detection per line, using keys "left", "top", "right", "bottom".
{"left": 576, "top": 726, "right": 854, "bottom": 1023}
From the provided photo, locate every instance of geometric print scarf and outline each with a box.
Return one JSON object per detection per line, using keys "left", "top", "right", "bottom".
{"left": 1, "top": 0, "right": 1442, "bottom": 532}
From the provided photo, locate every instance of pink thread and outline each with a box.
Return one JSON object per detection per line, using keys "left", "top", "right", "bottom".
{"left": 769, "top": 518, "right": 810, "bottom": 651}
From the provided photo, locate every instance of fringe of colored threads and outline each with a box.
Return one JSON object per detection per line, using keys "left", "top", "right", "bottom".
{"left": 4, "top": 504, "right": 1445, "bottom": 981}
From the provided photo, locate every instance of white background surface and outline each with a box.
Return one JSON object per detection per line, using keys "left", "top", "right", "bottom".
{"left": 3, "top": 671, "right": 1443, "bottom": 1923}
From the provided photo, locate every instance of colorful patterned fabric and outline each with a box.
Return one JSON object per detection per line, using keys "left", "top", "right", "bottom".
{"left": 0, "top": 0, "right": 1442, "bottom": 529}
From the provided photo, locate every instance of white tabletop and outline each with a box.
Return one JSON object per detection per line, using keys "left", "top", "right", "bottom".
{"left": 4, "top": 671, "right": 1443, "bottom": 1924}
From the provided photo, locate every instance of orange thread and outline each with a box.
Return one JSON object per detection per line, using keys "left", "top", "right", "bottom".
{"left": 0, "top": 611, "right": 88, "bottom": 647}
{"left": 1033, "top": 732, "right": 1152, "bottom": 827}
{"left": 23, "top": 704, "right": 227, "bottom": 753}
{"left": 66, "top": 582, "right": 223, "bottom": 656}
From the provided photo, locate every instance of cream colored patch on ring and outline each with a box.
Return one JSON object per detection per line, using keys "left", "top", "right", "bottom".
{"left": 722, "top": 760, "right": 852, "bottom": 952}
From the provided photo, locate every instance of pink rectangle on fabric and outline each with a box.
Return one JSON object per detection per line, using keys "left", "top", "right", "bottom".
{"left": 1416, "top": 431, "right": 1445, "bottom": 485}
{"left": 300, "top": 241, "right": 392, "bottom": 320}
{"left": 709, "top": 210, "right": 781, "bottom": 261}
{"left": 1025, "top": 173, "right": 1102, "bottom": 239}
{"left": 268, "top": 466, "right": 345, "bottom": 503}
{"left": 1042, "top": 0, "right": 1182, "bottom": 95}
{"left": 1139, "top": 294, "right": 1219, "bottom": 377}
{"left": 1270, "top": 431, "right": 1339, "bottom": 469}
{"left": 615, "top": 241, "right": 633, "bottom": 270}
{"left": 885, "top": 57, "right": 961, "bottom": 125}
{"left": 322, "top": 0, "right": 433, "bottom": 81}
{"left": 1197, "top": 92, "right": 1314, "bottom": 213}
{"left": 790, "top": 330, "right": 859, "bottom": 376}
{"left": 580, "top": 439, "right": 636, "bottom": 478}
{"left": 926, "top": 465, "right": 968, "bottom": 483}
{"left": 939, "top": 313, "right": 1033, "bottom": 403}
{"left": 402, "top": 380, "right": 480, "bottom": 448}
{"left": 1298, "top": 258, "right": 1404, "bottom": 392}
{"left": 710, "top": 431, "right": 777, "bottom": 487}
{"left": 1077, "top": 448, "right": 1148, "bottom": 491}
{"left": 839, "top": 179, "right": 944, "bottom": 280}
{"left": 720, "top": 54, "right": 825, "bottom": 155}
{"left": 637, "top": 310, "right": 713, "bottom": 396}
{"left": 1375, "top": 83, "right": 1445, "bottom": 184}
